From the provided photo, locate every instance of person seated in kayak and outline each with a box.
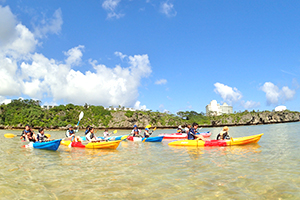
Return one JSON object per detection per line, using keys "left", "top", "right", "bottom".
{"left": 188, "top": 123, "right": 205, "bottom": 140}
{"left": 183, "top": 124, "right": 191, "bottom": 133}
{"left": 131, "top": 125, "right": 142, "bottom": 137}
{"left": 85, "top": 127, "right": 100, "bottom": 142}
{"left": 144, "top": 128, "right": 153, "bottom": 138}
{"left": 177, "top": 125, "right": 183, "bottom": 133}
{"left": 103, "top": 129, "right": 110, "bottom": 139}
{"left": 66, "top": 125, "right": 80, "bottom": 142}
{"left": 216, "top": 126, "right": 230, "bottom": 140}
{"left": 36, "top": 128, "right": 50, "bottom": 142}
{"left": 20, "top": 124, "right": 36, "bottom": 142}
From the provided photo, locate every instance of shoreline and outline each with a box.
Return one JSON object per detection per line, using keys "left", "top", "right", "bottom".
{"left": 2, "top": 120, "right": 299, "bottom": 131}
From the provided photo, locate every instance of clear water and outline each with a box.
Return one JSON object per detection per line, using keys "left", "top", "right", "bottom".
{"left": 0, "top": 122, "right": 299, "bottom": 199}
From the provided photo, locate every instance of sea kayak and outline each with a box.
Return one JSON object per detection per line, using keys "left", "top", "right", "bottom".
{"left": 127, "top": 136, "right": 164, "bottom": 142}
{"left": 159, "top": 132, "right": 212, "bottom": 140}
{"left": 25, "top": 139, "right": 62, "bottom": 151}
{"left": 168, "top": 133, "right": 263, "bottom": 147}
{"left": 85, "top": 140, "right": 121, "bottom": 149}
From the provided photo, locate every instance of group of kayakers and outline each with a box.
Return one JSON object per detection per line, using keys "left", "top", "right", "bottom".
{"left": 20, "top": 124, "right": 50, "bottom": 142}
{"left": 176, "top": 123, "right": 231, "bottom": 141}
{"left": 130, "top": 125, "right": 154, "bottom": 138}
{"left": 65, "top": 124, "right": 114, "bottom": 143}
{"left": 20, "top": 122, "right": 231, "bottom": 143}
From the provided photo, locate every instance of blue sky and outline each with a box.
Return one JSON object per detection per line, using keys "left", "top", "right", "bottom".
{"left": 0, "top": 0, "right": 299, "bottom": 114}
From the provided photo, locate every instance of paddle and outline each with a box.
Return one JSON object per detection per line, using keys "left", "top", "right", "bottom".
{"left": 68, "top": 111, "right": 84, "bottom": 148}
{"left": 45, "top": 134, "right": 51, "bottom": 138}
{"left": 77, "top": 111, "right": 84, "bottom": 126}
{"left": 4, "top": 133, "right": 21, "bottom": 138}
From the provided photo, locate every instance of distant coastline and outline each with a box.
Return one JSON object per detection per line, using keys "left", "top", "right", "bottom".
{"left": 1, "top": 99, "right": 299, "bottom": 131}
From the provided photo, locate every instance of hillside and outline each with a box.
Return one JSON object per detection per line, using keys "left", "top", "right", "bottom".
{"left": 0, "top": 99, "right": 299, "bottom": 129}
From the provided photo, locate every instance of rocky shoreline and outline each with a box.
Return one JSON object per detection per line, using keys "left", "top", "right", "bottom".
{"left": 1, "top": 110, "right": 299, "bottom": 131}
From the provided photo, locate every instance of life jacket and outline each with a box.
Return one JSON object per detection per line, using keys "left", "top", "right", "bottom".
{"left": 216, "top": 131, "right": 229, "bottom": 140}
{"left": 23, "top": 129, "right": 35, "bottom": 142}
{"left": 66, "top": 129, "right": 74, "bottom": 137}
{"left": 188, "top": 128, "right": 197, "bottom": 140}
{"left": 37, "top": 133, "right": 46, "bottom": 142}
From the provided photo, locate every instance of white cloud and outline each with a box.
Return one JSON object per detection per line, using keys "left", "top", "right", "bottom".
{"left": 114, "top": 51, "right": 127, "bottom": 60}
{"left": 0, "top": 96, "right": 11, "bottom": 105}
{"left": 241, "top": 100, "right": 260, "bottom": 110}
{"left": 281, "top": 86, "right": 295, "bottom": 101}
{"left": 102, "top": 0, "right": 124, "bottom": 19}
{"left": 160, "top": 1, "right": 177, "bottom": 17}
{"left": 214, "top": 82, "right": 242, "bottom": 104}
{"left": 0, "top": 5, "right": 153, "bottom": 108}
{"left": 64, "top": 45, "right": 84, "bottom": 66}
{"left": 261, "top": 82, "right": 296, "bottom": 105}
{"left": 214, "top": 82, "right": 260, "bottom": 110}
{"left": 0, "top": 5, "right": 17, "bottom": 46}
{"left": 134, "top": 101, "right": 147, "bottom": 110}
{"left": 155, "top": 79, "right": 167, "bottom": 85}
{"left": 34, "top": 8, "right": 63, "bottom": 38}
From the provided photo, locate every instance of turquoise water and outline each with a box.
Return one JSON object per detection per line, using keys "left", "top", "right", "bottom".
{"left": 0, "top": 122, "right": 299, "bottom": 199}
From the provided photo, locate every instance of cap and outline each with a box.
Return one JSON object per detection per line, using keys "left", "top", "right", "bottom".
{"left": 145, "top": 128, "right": 149, "bottom": 131}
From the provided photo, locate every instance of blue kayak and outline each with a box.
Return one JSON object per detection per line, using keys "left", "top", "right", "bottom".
{"left": 143, "top": 136, "right": 164, "bottom": 142}
{"left": 33, "top": 139, "right": 62, "bottom": 151}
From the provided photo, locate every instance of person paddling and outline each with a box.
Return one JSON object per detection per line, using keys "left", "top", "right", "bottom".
{"left": 131, "top": 125, "right": 142, "bottom": 137}
{"left": 188, "top": 123, "right": 205, "bottom": 140}
{"left": 216, "top": 126, "right": 230, "bottom": 140}
{"left": 36, "top": 128, "right": 50, "bottom": 142}
{"left": 144, "top": 128, "right": 154, "bottom": 138}
{"left": 103, "top": 129, "right": 110, "bottom": 139}
{"left": 85, "top": 127, "right": 100, "bottom": 142}
{"left": 66, "top": 124, "right": 80, "bottom": 142}
{"left": 20, "top": 124, "right": 36, "bottom": 142}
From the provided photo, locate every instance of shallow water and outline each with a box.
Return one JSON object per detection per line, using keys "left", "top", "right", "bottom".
{"left": 1, "top": 122, "right": 299, "bottom": 199}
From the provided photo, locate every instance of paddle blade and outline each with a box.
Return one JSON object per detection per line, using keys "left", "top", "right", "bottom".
{"left": 4, "top": 133, "right": 16, "bottom": 138}
{"left": 79, "top": 111, "right": 84, "bottom": 121}
{"left": 121, "top": 135, "right": 128, "bottom": 141}
{"left": 113, "top": 130, "right": 117, "bottom": 134}
{"left": 145, "top": 125, "right": 151, "bottom": 129}
{"left": 45, "top": 134, "right": 51, "bottom": 138}
{"left": 153, "top": 127, "right": 157, "bottom": 131}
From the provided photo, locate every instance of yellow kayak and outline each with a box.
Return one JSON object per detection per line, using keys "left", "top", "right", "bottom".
{"left": 85, "top": 140, "right": 121, "bottom": 149}
{"left": 61, "top": 140, "right": 71, "bottom": 146}
{"left": 168, "top": 133, "right": 263, "bottom": 147}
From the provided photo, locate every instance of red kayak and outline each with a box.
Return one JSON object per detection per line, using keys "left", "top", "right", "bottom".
{"left": 158, "top": 132, "right": 212, "bottom": 140}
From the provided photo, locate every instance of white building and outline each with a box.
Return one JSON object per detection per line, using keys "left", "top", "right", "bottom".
{"left": 41, "top": 105, "right": 57, "bottom": 110}
{"left": 206, "top": 100, "right": 233, "bottom": 116}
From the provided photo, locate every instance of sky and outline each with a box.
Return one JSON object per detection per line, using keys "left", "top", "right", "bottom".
{"left": 0, "top": 0, "right": 300, "bottom": 114}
